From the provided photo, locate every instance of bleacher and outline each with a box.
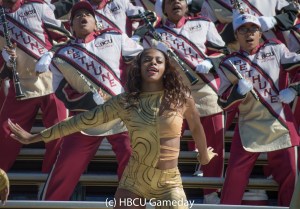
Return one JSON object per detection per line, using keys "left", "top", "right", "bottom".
{"left": 2, "top": 117, "right": 285, "bottom": 209}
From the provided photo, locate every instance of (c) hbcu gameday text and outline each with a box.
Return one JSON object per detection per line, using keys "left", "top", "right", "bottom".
{"left": 105, "top": 198, "right": 195, "bottom": 208}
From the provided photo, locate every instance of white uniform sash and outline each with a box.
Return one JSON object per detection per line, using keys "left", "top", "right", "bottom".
{"left": 2, "top": 16, "right": 47, "bottom": 59}
{"left": 158, "top": 27, "right": 220, "bottom": 93}
{"left": 56, "top": 44, "right": 123, "bottom": 97}
{"left": 95, "top": 11, "right": 120, "bottom": 31}
{"left": 227, "top": 55, "right": 287, "bottom": 127}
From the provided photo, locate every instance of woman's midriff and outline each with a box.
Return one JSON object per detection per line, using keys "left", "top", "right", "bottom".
{"left": 156, "top": 137, "right": 180, "bottom": 170}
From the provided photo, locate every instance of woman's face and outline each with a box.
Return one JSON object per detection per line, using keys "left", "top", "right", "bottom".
{"left": 164, "top": 0, "right": 188, "bottom": 24}
{"left": 140, "top": 49, "right": 166, "bottom": 85}
{"left": 71, "top": 9, "right": 97, "bottom": 39}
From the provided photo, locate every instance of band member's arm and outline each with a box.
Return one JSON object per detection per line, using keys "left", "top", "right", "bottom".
{"left": 277, "top": 42, "right": 300, "bottom": 95}
{"left": 121, "top": 33, "right": 144, "bottom": 62}
{"left": 50, "top": 63, "right": 101, "bottom": 111}
{"left": 200, "top": 1, "right": 218, "bottom": 23}
{"left": 217, "top": 23, "right": 236, "bottom": 45}
{"left": 274, "top": 3, "right": 299, "bottom": 31}
{"left": 41, "top": 2, "right": 72, "bottom": 44}
{"left": 51, "top": 0, "right": 78, "bottom": 19}
{"left": 216, "top": 64, "right": 248, "bottom": 111}
{"left": 205, "top": 20, "right": 226, "bottom": 55}
{"left": 288, "top": 27, "right": 300, "bottom": 53}
{"left": 188, "top": 0, "right": 203, "bottom": 16}
{"left": 124, "top": 0, "right": 145, "bottom": 17}
{"left": 125, "top": 0, "right": 158, "bottom": 27}
{"left": 55, "top": 79, "right": 99, "bottom": 111}
{"left": 201, "top": 0, "right": 235, "bottom": 45}
{"left": 205, "top": 20, "right": 230, "bottom": 71}
{"left": 279, "top": 43, "right": 300, "bottom": 78}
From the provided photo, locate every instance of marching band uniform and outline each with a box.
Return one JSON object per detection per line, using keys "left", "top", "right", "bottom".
{"left": 288, "top": 23, "right": 300, "bottom": 54}
{"left": 201, "top": 0, "right": 298, "bottom": 49}
{"left": 39, "top": 2, "right": 143, "bottom": 200}
{"left": 217, "top": 15, "right": 300, "bottom": 205}
{"left": 0, "top": 0, "right": 69, "bottom": 173}
{"left": 286, "top": 24, "right": 300, "bottom": 201}
{"left": 44, "top": 0, "right": 146, "bottom": 36}
{"left": 287, "top": 23, "right": 300, "bottom": 134}
{"left": 143, "top": 12, "right": 227, "bottom": 202}
{"left": 201, "top": 2, "right": 299, "bottom": 179}
{"left": 88, "top": 0, "right": 144, "bottom": 36}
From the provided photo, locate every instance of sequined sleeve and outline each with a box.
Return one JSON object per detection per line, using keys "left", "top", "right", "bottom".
{"left": 41, "top": 95, "right": 123, "bottom": 143}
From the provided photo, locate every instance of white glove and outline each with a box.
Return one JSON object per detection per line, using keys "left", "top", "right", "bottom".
{"left": 156, "top": 41, "right": 169, "bottom": 53}
{"left": 278, "top": 88, "right": 297, "bottom": 104}
{"left": 258, "top": 16, "right": 277, "bottom": 32}
{"left": 35, "top": 51, "right": 53, "bottom": 73}
{"left": 1, "top": 49, "right": 13, "bottom": 67}
{"left": 195, "top": 59, "right": 213, "bottom": 74}
{"left": 237, "top": 78, "right": 253, "bottom": 95}
{"left": 93, "top": 93, "right": 105, "bottom": 105}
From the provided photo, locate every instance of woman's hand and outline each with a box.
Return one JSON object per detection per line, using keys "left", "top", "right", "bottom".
{"left": 8, "top": 119, "right": 42, "bottom": 144}
{"left": 197, "top": 147, "right": 218, "bottom": 165}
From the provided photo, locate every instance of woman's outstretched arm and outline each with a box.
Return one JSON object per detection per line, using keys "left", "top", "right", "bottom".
{"left": 9, "top": 96, "right": 122, "bottom": 144}
{"left": 183, "top": 96, "right": 218, "bottom": 165}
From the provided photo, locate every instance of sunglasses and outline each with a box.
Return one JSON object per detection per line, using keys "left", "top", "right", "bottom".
{"left": 237, "top": 26, "right": 261, "bottom": 35}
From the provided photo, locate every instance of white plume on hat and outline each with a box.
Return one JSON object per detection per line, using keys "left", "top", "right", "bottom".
{"left": 155, "top": 0, "right": 192, "bottom": 18}
{"left": 233, "top": 13, "right": 261, "bottom": 31}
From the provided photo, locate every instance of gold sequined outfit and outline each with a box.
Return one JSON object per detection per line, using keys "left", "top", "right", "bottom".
{"left": 41, "top": 91, "right": 189, "bottom": 208}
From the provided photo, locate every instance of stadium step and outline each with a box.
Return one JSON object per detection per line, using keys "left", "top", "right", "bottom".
{"left": 7, "top": 172, "right": 278, "bottom": 191}
{"left": 17, "top": 148, "right": 269, "bottom": 165}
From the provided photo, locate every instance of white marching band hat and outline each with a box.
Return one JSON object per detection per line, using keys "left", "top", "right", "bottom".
{"left": 233, "top": 13, "right": 261, "bottom": 31}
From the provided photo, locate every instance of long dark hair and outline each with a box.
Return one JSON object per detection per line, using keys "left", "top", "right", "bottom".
{"left": 123, "top": 48, "right": 191, "bottom": 110}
